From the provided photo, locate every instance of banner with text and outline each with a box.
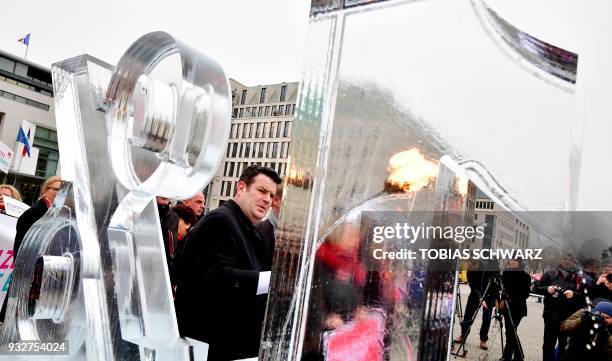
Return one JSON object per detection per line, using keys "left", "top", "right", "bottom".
{"left": 0, "top": 213, "right": 16, "bottom": 306}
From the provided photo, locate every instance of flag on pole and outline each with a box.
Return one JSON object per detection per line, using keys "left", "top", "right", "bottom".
{"left": 16, "top": 127, "right": 31, "bottom": 157}
{"left": 17, "top": 33, "right": 30, "bottom": 46}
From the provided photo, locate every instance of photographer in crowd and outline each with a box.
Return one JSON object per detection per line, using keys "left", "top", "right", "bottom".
{"left": 497, "top": 259, "right": 531, "bottom": 361}
{"left": 560, "top": 300, "right": 612, "bottom": 360}
{"left": 536, "top": 253, "right": 585, "bottom": 361}
{"left": 456, "top": 259, "right": 496, "bottom": 350}
{"left": 589, "top": 259, "right": 612, "bottom": 302}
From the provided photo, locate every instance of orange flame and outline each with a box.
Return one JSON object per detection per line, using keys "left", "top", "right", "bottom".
{"left": 386, "top": 148, "right": 438, "bottom": 192}
{"left": 455, "top": 175, "right": 469, "bottom": 196}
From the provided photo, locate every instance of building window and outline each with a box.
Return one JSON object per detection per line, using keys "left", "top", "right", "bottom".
{"left": 0, "top": 57, "right": 15, "bottom": 72}
{"left": 231, "top": 143, "right": 238, "bottom": 157}
{"left": 15, "top": 63, "right": 28, "bottom": 77}
{"left": 34, "top": 127, "right": 59, "bottom": 178}
{"left": 258, "top": 143, "right": 264, "bottom": 158}
{"left": 259, "top": 88, "right": 266, "bottom": 103}
{"left": 272, "top": 105, "right": 278, "bottom": 116}
{"left": 270, "top": 122, "right": 277, "bottom": 138}
{"left": 284, "top": 121, "right": 292, "bottom": 137}
{"left": 0, "top": 89, "right": 50, "bottom": 111}
{"left": 239, "top": 108, "right": 244, "bottom": 118}
{"left": 276, "top": 122, "right": 281, "bottom": 137}
{"left": 240, "top": 89, "right": 247, "bottom": 105}
{"left": 243, "top": 142, "right": 250, "bottom": 157}
{"left": 285, "top": 105, "right": 292, "bottom": 116}
{"left": 258, "top": 107, "right": 263, "bottom": 117}
{"left": 226, "top": 143, "right": 232, "bottom": 157}
{"left": 281, "top": 142, "right": 288, "bottom": 158}
{"left": 232, "top": 108, "right": 238, "bottom": 118}
{"left": 272, "top": 142, "right": 279, "bottom": 158}
{"left": 280, "top": 85, "right": 287, "bottom": 102}
{"left": 278, "top": 105, "right": 284, "bottom": 115}
{"left": 265, "top": 106, "right": 270, "bottom": 116}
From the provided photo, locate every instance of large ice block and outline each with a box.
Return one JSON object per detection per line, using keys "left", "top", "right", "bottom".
{"left": 0, "top": 32, "right": 231, "bottom": 361}
{"left": 261, "top": 1, "right": 612, "bottom": 360}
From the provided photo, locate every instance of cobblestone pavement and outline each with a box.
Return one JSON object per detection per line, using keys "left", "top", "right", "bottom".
{"left": 450, "top": 283, "right": 545, "bottom": 361}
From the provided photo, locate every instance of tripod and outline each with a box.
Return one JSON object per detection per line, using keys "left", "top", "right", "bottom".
{"left": 451, "top": 273, "right": 524, "bottom": 360}
{"left": 455, "top": 290, "right": 463, "bottom": 321}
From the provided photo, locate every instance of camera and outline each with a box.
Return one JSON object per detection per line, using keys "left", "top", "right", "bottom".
{"left": 581, "top": 310, "right": 607, "bottom": 333}
{"left": 551, "top": 285, "right": 566, "bottom": 299}
{"left": 606, "top": 273, "right": 612, "bottom": 283}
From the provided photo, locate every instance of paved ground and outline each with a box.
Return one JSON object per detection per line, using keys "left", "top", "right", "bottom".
{"left": 450, "top": 284, "right": 545, "bottom": 361}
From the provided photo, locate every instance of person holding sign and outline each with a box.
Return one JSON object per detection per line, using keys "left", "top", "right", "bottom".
{"left": 0, "top": 185, "right": 22, "bottom": 214}
{"left": 13, "top": 176, "right": 61, "bottom": 256}
{"left": 0, "top": 176, "right": 61, "bottom": 323}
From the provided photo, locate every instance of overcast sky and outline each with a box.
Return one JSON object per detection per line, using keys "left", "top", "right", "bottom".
{"left": 0, "top": 0, "right": 310, "bottom": 86}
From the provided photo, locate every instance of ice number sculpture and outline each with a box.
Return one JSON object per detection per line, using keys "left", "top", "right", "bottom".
{"left": 0, "top": 32, "right": 231, "bottom": 361}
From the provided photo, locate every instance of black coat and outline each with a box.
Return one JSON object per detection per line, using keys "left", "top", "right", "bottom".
{"left": 14, "top": 198, "right": 48, "bottom": 255}
{"left": 501, "top": 268, "right": 531, "bottom": 317}
{"left": 535, "top": 267, "right": 584, "bottom": 320}
{"left": 467, "top": 269, "right": 497, "bottom": 304}
{"left": 174, "top": 200, "right": 270, "bottom": 361}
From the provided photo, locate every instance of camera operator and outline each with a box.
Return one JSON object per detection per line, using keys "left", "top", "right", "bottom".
{"left": 535, "top": 253, "right": 585, "bottom": 361}
{"left": 497, "top": 259, "right": 531, "bottom": 361}
{"left": 589, "top": 259, "right": 612, "bottom": 302}
{"left": 560, "top": 299, "right": 612, "bottom": 360}
{"left": 456, "top": 259, "right": 496, "bottom": 350}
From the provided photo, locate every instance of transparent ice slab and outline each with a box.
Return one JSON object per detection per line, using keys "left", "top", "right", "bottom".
{"left": 262, "top": 0, "right": 612, "bottom": 360}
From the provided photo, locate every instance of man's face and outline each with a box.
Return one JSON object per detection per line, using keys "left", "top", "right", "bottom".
{"left": 184, "top": 192, "right": 205, "bottom": 216}
{"left": 560, "top": 256, "right": 574, "bottom": 269}
{"left": 234, "top": 174, "right": 276, "bottom": 225}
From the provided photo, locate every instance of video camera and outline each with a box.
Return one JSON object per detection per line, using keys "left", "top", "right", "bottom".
{"left": 581, "top": 310, "right": 611, "bottom": 334}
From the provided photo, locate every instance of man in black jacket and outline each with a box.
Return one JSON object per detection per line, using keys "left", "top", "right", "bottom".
{"left": 175, "top": 165, "right": 281, "bottom": 361}
{"left": 498, "top": 259, "right": 531, "bottom": 361}
{"left": 536, "top": 253, "right": 585, "bottom": 361}
{"left": 456, "top": 260, "right": 496, "bottom": 350}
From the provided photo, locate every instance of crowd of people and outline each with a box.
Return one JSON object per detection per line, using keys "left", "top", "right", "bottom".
{"left": 2, "top": 169, "right": 612, "bottom": 361}
{"left": 455, "top": 254, "right": 612, "bottom": 361}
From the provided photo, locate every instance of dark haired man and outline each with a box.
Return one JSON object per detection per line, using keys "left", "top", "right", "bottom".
{"left": 175, "top": 165, "right": 282, "bottom": 361}
{"left": 536, "top": 253, "right": 585, "bottom": 361}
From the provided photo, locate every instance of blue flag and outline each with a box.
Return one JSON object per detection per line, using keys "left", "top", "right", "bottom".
{"left": 16, "top": 127, "right": 31, "bottom": 157}
{"left": 17, "top": 33, "right": 30, "bottom": 46}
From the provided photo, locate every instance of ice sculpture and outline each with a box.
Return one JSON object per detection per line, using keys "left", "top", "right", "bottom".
{"left": 0, "top": 32, "right": 231, "bottom": 360}
{"left": 262, "top": 0, "right": 612, "bottom": 360}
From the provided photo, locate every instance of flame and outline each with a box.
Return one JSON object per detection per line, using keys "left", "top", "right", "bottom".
{"left": 386, "top": 148, "right": 438, "bottom": 192}
{"left": 455, "top": 174, "right": 469, "bottom": 196}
